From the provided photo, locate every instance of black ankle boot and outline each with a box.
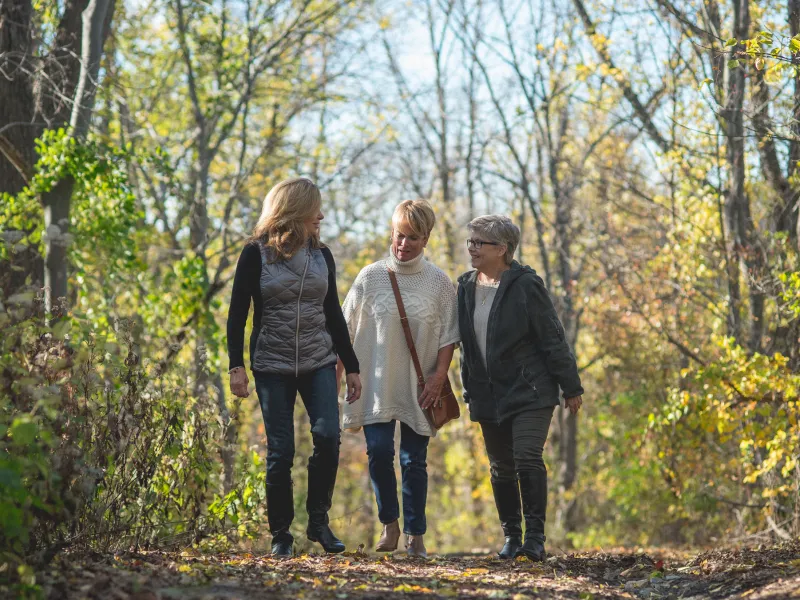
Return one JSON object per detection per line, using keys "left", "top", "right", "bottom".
{"left": 515, "top": 471, "right": 548, "bottom": 562}
{"left": 307, "top": 523, "right": 345, "bottom": 553}
{"left": 271, "top": 532, "right": 293, "bottom": 557}
{"left": 499, "top": 536, "right": 523, "bottom": 559}
{"left": 491, "top": 477, "right": 523, "bottom": 559}
{"left": 306, "top": 434, "right": 345, "bottom": 553}
{"left": 518, "top": 538, "right": 545, "bottom": 561}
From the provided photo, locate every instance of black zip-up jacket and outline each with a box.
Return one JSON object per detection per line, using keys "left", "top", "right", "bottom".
{"left": 457, "top": 262, "right": 583, "bottom": 423}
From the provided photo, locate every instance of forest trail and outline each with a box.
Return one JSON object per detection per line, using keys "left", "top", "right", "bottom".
{"left": 39, "top": 541, "right": 800, "bottom": 599}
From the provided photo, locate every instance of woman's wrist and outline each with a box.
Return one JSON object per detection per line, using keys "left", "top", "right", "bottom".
{"left": 229, "top": 366, "right": 245, "bottom": 374}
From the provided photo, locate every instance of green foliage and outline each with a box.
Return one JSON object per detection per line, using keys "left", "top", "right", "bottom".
{"left": 0, "top": 131, "right": 261, "bottom": 593}
{"left": 726, "top": 30, "right": 800, "bottom": 81}
{"left": 0, "top": 297, "right": 250, "bottom": 589}
{"left": 649, "top": 337, "right": 800, "bottom": 514}
{"left": 780, "top": 270, "right": 800, "bottom": 318}
{"left": 0, "top": 192, "right": 42, "bottom": 264}
{"left": 1, "top": 129, "right": 143, "bottom": 276}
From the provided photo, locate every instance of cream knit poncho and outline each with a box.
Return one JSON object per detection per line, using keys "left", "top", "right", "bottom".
{"left": 341, "top": 249, "right": 460, "bottom": 437}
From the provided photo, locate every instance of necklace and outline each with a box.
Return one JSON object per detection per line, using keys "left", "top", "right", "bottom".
{"left": 478, "top": 282, "right": 499, "bottom": 306}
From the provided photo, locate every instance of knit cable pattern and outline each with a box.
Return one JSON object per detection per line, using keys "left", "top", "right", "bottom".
{"left": 341, "top": 253, "right": 460, "bottom": 437}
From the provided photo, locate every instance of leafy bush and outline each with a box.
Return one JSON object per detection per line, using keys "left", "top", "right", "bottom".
{"left": 0, "top": 131, "right": 265, "bottom": 595}
{"left": 0, "top": 286, "right": 271, "bottom": 592}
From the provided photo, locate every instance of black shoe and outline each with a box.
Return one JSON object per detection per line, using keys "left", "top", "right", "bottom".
{"left": 499, "top": 536, "right": 522, "bottom": 559}
{"left": 515, "top": 537, "right": 546, "bottom": 561}
{"left": 490, "top": 477, "right": 523, "bottom": 559}
{"left": 307, "top": 524, "right": 345, "bottom": 553}
{"left": 271, "top": 532, "right": 293, "bottom": 557}
{"left": 516, "top": 470, "right": 548, "bottom": 562}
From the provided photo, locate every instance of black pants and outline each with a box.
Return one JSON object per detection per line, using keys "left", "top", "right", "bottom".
{"left": 480, "top": 406, "right": 554, "bottom": 478}
{"left": 480, "top": 406, "right": 555, "bottom": 541}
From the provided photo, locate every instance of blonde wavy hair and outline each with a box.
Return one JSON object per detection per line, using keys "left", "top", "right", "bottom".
{"left": 251, "top": 177, "right": 322, "bottom": 262}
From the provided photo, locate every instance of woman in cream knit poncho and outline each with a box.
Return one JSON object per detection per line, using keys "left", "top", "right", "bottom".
{"left": 340, "top": 200, "right": 459, "bottom": 558}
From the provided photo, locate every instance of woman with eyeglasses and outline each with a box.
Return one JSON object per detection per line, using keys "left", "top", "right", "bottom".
{"left": 457, "top": 215, "right": 584, "bottom": 561}
{"left": 337, "top": 199, "right": 459, "bottom": 558}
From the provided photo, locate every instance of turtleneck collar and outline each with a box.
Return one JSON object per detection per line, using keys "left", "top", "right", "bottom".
{"left": 387, "top": 246, "right": 426, "bottom": 274}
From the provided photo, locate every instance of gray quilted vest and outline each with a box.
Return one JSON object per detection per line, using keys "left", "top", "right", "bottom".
{"left": 252, "top": 243, "right": 336, "bottom": 375}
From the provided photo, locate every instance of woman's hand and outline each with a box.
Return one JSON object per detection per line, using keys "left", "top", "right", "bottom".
{"left": 229, "top": 367, "right": 250, "bottom": 398}
{"left": 565, "top": 395, "right": 583, "bottom": 415}
{"left": 418, "top": 372, "right": 446, "bottom": 410}
{"left": 345, "top": 373, "right": 362, "bottom": 404}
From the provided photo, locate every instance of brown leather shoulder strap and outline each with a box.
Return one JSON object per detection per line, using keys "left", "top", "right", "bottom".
{"left": 388, "top": 269, "right": 426, "bottom": 387}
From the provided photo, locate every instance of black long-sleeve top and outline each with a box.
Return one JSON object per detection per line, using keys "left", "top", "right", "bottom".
{"left": 226, "top": 243, "right": 360, "bottom": 374}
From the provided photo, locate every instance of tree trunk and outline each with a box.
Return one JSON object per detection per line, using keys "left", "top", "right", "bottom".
{"left": 0, "top": 0, "right": 44, "bottom": 296}
{"left": 71, "top": 0, "right": 115, "bottom": 138}
{"left": 430, "top": 1, "right": 455, "bottom": 266}
{"left": 724, "top": 0, "right": 764, "bottom": 352}
{"left": 42, "top": 179, "right": 73, "bottom": 312}
{"left": 751, "top": 68, "right": 794, "bottom": 243}
{"left": 553, "top": 180, "right": 580, "bottom": 536}
{"left": 0, "top": 0, "right": 35, "bottom": 194}
{"left": 789, "top": 0, "right": 800, "bottom": 249}
{"left": 721, "top": 0, "right": 754, "bottom": 348}
{"left": 555, "top": 407, "right": 578, "bottom": 535}
{"left": 42, "top": 0, "right": 114, "bottom": 312}
{"left": 214, "top": 371, "right": 237, "bottom": 494}
{"left": 542, "top": 103, "right": 580, "bottom": 536}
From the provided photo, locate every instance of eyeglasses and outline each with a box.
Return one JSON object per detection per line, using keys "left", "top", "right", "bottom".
{"left": 466, "top": 238, "right": 501, "bottom": 249}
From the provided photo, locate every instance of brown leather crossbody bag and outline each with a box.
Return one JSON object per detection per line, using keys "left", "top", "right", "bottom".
{"left": 387, "top": 269, "right": 460, "bottom": 430}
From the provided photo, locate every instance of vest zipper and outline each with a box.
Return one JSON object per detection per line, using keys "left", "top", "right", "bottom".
{"left": 295, "top": 250, "right": 312, "bottom": 377}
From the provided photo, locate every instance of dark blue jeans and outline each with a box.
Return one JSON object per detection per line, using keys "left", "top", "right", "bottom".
{"left": 255, "top": 364, "right": 340, "bottom": 540}
{"left": 363, "top": 421, "right": 429, "bottom": 536}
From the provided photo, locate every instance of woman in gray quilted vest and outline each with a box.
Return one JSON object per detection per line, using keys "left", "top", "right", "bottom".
{"left": 226, "top": 177, "right": 362, "bottom": 557}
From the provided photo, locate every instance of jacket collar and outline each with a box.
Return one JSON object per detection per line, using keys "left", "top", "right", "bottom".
{"left": 458, "top": 260, "right": 534, "bottom": 286}
{"left": 460, "top": 261, "right": 537, "bottom": 351}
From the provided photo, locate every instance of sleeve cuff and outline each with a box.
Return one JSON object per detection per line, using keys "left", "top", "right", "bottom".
{"left": 562, "top": 386, "right": 584, "bottom": 399}
{"left": 438, "top": 336, "right": 461, "bottom": 349}
{"left": 341, "top": 353, "right": 360, "bottom": 375}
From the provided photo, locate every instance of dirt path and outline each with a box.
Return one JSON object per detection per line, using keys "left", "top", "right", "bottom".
{"left": 38, "top": 542, "right": 800, "bottom": 599}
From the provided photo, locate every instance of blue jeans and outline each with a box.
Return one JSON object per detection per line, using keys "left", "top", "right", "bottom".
{"left": 254, "top": 365, "right": 340, "bottom": 539}
{"left": 363, "top": 421, "right": 429, "bottom": 535}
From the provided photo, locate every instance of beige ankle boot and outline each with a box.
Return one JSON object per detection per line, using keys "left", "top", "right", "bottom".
{"left": 405, "top": 534, "right": 427, "bottom": 558}
{"left": 375, "top": 520, "right": 401, "bottom": 552}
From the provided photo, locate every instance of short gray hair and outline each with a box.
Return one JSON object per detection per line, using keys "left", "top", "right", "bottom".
{"left": 467, "top": 215, "right": 520, "bottom": 265}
